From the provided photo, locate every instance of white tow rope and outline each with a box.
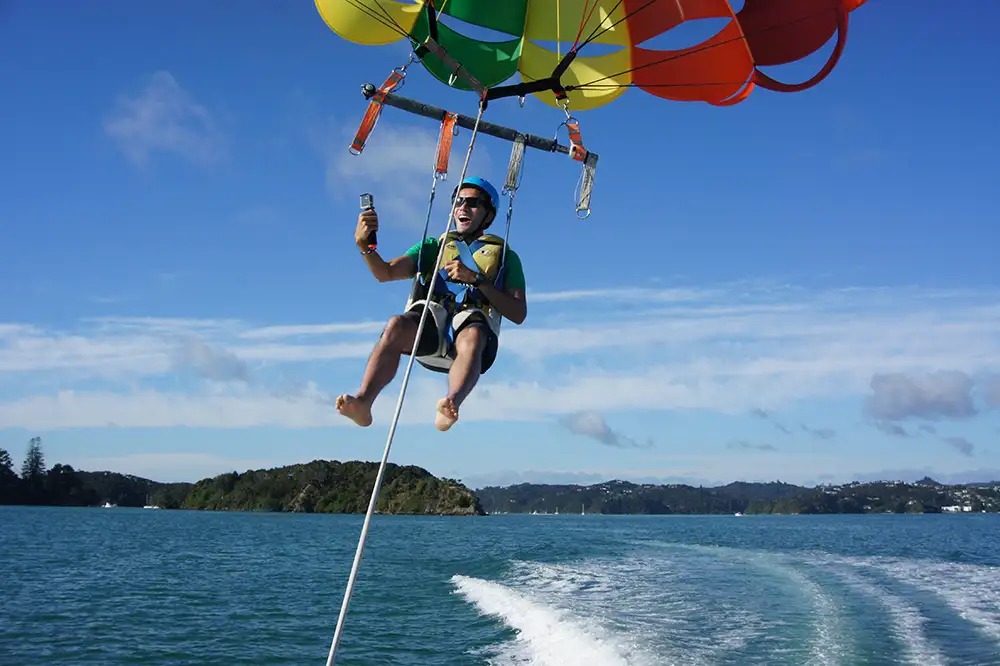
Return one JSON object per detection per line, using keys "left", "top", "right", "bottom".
{"left": 324, "top": 102, "right": 488, "bottom": 666}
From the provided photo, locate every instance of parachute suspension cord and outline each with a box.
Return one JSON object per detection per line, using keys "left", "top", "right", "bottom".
{"left": 325, "top": 101, "right": 488, "bottom": 666}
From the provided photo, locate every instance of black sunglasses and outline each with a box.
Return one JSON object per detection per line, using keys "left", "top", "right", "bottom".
{"left": 453, "top": 195, "right": 486, "bottom": 209}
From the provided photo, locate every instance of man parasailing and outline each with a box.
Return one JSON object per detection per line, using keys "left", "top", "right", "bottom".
{"left": 335, "top": 177, "right": 527, "bottom": 432}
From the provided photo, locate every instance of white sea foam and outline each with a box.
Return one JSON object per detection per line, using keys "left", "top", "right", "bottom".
{"left": 451, "top": 573, "right": 660, "bottom": 666}
{"left": 875, "top": 558, "right": 1000, "bottom": 646}
{"left": 633, "top": 542, "right": 852, "bottom": 665}
{"left": 812, "top": 553, "right": 1000, "bottom": 647}
{"left": 831, "top": 565, "right": 947, "bottom": 666}
{"left": 455, "top": 542, "right": 1000, "bottom": 666}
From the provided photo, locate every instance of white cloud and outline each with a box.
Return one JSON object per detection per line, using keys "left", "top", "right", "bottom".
{"left": 103, "top": 70, "right": 225, "bottom": 166}
{"left": 0, "top": 329, "right": 172, "bottom": 375}
{"left": 0, "top": 388, "right": 345, "bottom": 430}
{"left": 0, "top": 379, "right": 455, "bottom": 430}
{"left": 172, "top": 338, "right": 250, "bottom": 383}
{"left": 0, "top": 316, "right": 378, "bottom": 381}
{"left": 865, "top": 370, "right": 978, "bottom": 421}
{"left": 984, "top": 374, "right": 1000, "bottom": 408}
{"left": 528, "top": 286, "right": 719, "bottom": 304}
{"left": 312, "top": 113, "right": 495, "bottom": 225}
{"left": 2, "top": 282, "right": 1000, "bottom": 429}
{"left": 557, "top": 410, "right": 653, "bottom": 449}
{"left": 238, "top": 322, "right": 386, "bottom": 340}
{"left": 0, "top": 324, "right": 41, "bottom": 338}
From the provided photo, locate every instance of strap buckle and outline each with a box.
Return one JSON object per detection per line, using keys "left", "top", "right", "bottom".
{"left": 556, "top": 101, "right": 587, "bottom": 163}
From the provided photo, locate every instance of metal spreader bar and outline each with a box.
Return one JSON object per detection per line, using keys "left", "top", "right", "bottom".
{"left": 359, "top": 82, "right": 601, "bottom": 163}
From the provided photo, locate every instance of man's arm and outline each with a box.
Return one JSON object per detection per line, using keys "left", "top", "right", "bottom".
{"left": 362, "top": 251, "right": 417, "bottom": 283}
{"left": 477, "top": 283, "right": 526, "bottom": 324}
{"left": 480, "top": 247, "right": 527, "bottom": 324}
{"left": 354, "top": 209, "right": 420, "bottom": 282}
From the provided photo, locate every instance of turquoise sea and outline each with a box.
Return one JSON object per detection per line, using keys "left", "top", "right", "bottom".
{"left": 2, "top": 506, "right": 999, "bottom": 665}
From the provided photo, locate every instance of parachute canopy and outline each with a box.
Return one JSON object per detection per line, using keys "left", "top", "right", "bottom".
{"left": 315, "top": 0, "right": 868, "bottom": 111}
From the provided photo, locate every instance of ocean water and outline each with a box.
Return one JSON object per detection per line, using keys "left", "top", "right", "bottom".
{"left": 1, "top": 507, "right": 999, "bottom": 665}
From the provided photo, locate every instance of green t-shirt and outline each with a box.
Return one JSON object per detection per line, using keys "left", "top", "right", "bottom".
{"left": 404, "top": 236, "right": 526, "bottom": 292}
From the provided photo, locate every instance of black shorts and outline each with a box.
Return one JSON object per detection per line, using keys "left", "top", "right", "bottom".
{"left": 399, "top": 308, "right": 499, "bottom": 374}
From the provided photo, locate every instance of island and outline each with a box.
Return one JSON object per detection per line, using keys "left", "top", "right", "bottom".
{"left": 1, "top": 438, "right": 483, "bottom": 516}
{"left": 3, "top": 438, "right": 998, "bottom": 515}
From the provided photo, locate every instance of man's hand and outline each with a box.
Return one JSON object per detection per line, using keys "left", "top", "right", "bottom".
{"left": 355, "top": 210, "right": 378, "bottom": 251}
{"left": 443, "top": 259, "right": 479, "bottom": 285}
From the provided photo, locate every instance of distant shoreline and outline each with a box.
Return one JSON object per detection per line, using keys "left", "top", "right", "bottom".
{"left": 4, "top": 439, "right": 998, "bottom": 517}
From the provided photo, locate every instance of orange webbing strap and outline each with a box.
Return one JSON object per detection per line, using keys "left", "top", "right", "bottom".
{"left": 350, "top": 70, "right": 405, "bottom": 155}
{"left": 434, "top": 112, "right": 458, "bottom": 177}
{"left": 565, "top": 120, "right": 587, "bottom": 162}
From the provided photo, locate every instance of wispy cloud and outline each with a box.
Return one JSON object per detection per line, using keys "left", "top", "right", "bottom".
{"left": 1, "top": 282, "right": 999, "bottom": 432}
{"left": 943, "top": 436, "right": 975, "bottom": 457}
{"left": 865, "top": 370, "right": 979, "bottom": 421}
{"left": 726, "top": 440, "right": 777, "bottom": 452}
{"left": 557, "top": 410, "right": 653, "bottom": 449}
{"left": 861, "top": 369, "right": 1000, "bottom": 454}
{"left": 171, "top": 338, "right": 250, "bottom": 384}
{"left": 103, "top": 70, "right": 226, "bottom": 166}
{"left": 801, "top": 424, "right": 836, "bottom": 441}
{"left": 751, "top": 407, "right": 793, "bottom": 434}
{"left": 985, "top": 375, "right": 1000, "bottom": 408}
{"left": 309, "top": 112, "right": 494, "bottom": 224}
{"left": 238, "top": 322, "right": 385, "bottom": 340}
{"left": 874, "top": 420, "right": 909, "bottom": 438}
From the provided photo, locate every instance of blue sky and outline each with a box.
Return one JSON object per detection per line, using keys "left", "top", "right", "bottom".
{"left": 1, "top": 0, "right": 998, "bottom": 489}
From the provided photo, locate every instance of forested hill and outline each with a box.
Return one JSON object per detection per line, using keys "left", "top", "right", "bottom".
{"left": 183, "top": 460, "right": 484, "bottom": 515}
{"left": 476, "top": 478, "right": 1000, "bottom": 515}
{"left": 476, "top": 479, "right": 803, "bottom": 515}
{"left": 1, "top": 438, "right": 484, "bottom": 516}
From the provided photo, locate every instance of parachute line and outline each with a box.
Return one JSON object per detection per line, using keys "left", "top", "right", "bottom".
{"left": 338, "top": 0, "right": 410, "bottom": 38}
{"left": 573, "top": 0, "right": 605, "bottom": 49}
{"left": 325, "top": 98, "right": 490, "bottom": 666}
{"left": 568, "top": 2, "right": 847, "bottom": 94}
{"left": 577, "top": 0, "right": 632, "bottom": 49}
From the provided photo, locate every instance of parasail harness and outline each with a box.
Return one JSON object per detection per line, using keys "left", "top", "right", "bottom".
{"left": 314, "top": 0, "right": 873, "bottom": 659}
{"left": 325, "top": 14, "right": 599, "bottom": 666}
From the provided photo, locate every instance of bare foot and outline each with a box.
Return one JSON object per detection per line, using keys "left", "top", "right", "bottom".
{"left": 435, "top": 397, "right": 459, "bottom": 431}
{"left": 336, "top": 394, "right": 373, "bottom": 427}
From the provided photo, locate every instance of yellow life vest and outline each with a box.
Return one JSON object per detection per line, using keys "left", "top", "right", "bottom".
{"left": 435, "top": 231, "right": 505, "bottom": 282}
{"left": 420, "top": 231, "right": 507, "bottom": 316}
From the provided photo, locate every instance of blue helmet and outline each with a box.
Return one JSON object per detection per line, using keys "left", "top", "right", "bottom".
{"left": 454, "top": 176, "right": 499, "bottom": 211}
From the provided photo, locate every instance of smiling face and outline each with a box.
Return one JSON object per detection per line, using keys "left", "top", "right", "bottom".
{"left": 453, "top": 186, "right": 493, "bottom": 235}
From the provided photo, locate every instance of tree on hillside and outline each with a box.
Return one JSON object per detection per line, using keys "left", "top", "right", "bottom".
{"left": 0, "top": 447, "right": 19, "bottom": 504}
{"left": 21, "top": 437, "right": 46, "bottom": 480}
{"left": 0, "top": 448, "right": 14, "bottom": 478}
{"left": 45, "top": 464, "right": 96, "bottom": 506}
{"left": 19, "top": 437, "right": 46, "bottom": 503}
